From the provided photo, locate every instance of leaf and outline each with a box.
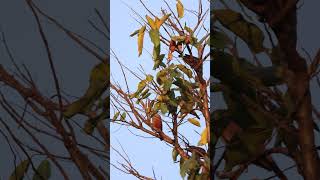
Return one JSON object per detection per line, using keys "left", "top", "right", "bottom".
{"left": 176, "top": 0, "right": 184, "bottom": 18}
{"left": 198, "top": 128, "right": 208, "bottom": 145}
{"left": 184, "top": 25, "right": 193, "bottom": 35}
{"left": 171, "top": 35, "right": 186, "bottom": 42}
{"left": 239, "top": 128, "right": 272, "bottom": 155}
{"left": 137, "top": 80, "right": 147, "bottom": 92}
{"left": 63, "top": 62, "right": 109, "bottom": 119}
{"left": 214, "top": 9, "right": 265, "bottom": 53}
{"left": 188, "top": 118, "right": 200, "bottom": 127}
{"left": 146, "top": 15, "right": 156, "bottom": 29}
{"left": 211, "top": 30, "right": 230, "bottom": 49}
{"left": 10, "top": 159, "right": 30, "bottom": 180}
{"left": 149, "top": 29, "right": 160, "bottom": 47}
{"left": 177, "top": 64, "right": 193, "bottom": 78}
{"left": 180, "top": 155, "right": 199, "bottom": 178}
{"left": 112, "top": 112, "right": 120, "bottom": 121}
{"left": 156, "top": 14, "right": 171, "bottom": 29}
{"left": 33, "top": 160, "right": 51, "bottom": 180}
{"left": 138, "top": 25, "right": 146, "bottom": 56}
{"left": 120, "top": 112, "right": 126, "bottom": 121}
{"left": 130, "top": 29, "right": 139, "bottom": 37}
{"left": 160, "top": 103, "right": 169, "bottom": 114}
{"left": 224, "top": 145, "right": 250, "bottom": 171}
{"left": 172, "top": 148, "right": 179, "bottom": 162}
{"left": 146, "top": 74, "right": 153, "bottom": 82}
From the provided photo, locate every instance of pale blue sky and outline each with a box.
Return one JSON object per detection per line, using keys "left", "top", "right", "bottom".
{"left": 110, "top": 0, "right": 209, "bottom": 179}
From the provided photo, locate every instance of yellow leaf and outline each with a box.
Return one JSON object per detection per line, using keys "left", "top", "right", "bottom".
{"left": 188, "top": 118, "right": 200, "bottom": 127}
{"left": 198, "top": 128, "right": 208, "bottom": 145}
{"left": 146, "top": 15, "right": 156, "bottom": 29}
{"left": 138, "top": 25, "right": 146, "bottom": 56}
{"left": 176, "top": 0, "right": 184, "bottom": 18}
{"left": 156, "top": 14, "right": 171, "bottom": 29}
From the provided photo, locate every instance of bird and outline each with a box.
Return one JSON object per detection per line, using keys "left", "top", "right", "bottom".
{"left": 152, "top": 114, "right": 162, "bottom": 132}
{"left": 152, "top": 113, "right": 163, "bottom": 141}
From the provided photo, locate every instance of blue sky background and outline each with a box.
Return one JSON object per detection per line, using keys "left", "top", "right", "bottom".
{"left": 110, "top": 0, "right": 209, "bottom": 179}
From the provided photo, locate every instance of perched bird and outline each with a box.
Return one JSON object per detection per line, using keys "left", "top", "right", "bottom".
{"left": 152, "top": 113, "right": 163, "bottom": 141}
{"left": 152, "top": 114, "right": 162, "bottom": 132}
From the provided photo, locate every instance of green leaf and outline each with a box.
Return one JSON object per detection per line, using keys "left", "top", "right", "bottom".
{"left": 184, "top": 25, "right": 193, "bottom": 35}
{"left": 146, "top": 15, "right": 156, "bottom": 29}
{"left": 33, "top": 160, "right": 51, "bottom": 180}
{"left": 171, "top": 35, "right": 186, "bottom": 42}
{"left": 63, "top": 62, "right": 109, "bottom": 119}
{"left": 180, "top": 155, "right": 199, "bottom": 178}
{"left": 137, "top": 80, "right": 147, "bottom": 92}
{"left": 112, "top": 112, "right": 120, "bottom": 121}
{"left": 160, "top": 103, "right": 168, "bottom": 114}
{"left": 239, "top": 128, "right": 272, "bottom": 155}
{"left": 149, "top": 29, "right": 160, "bottom": 47}
{"left": 172, "top": 148, "right": 179, "bottom": 162}
{"left": 120, "top": 112, "right": 126, "bottom": 121}
{"left": 224, "top": 145, "right": 250, "bottom": 171}
{"left": 211, "top": 31, "right": 230, "bottom": 49}
{"left": 214, "top": 9, "right": 265, "bottom": 53}
{"left": 10, "top": 160, "right": 30, "bottom": 180}
{"left": 146, "top": 75, "right": 153, "bottom": 82}
{"left": 177, "top": 64, "right": 193, "bottom": 78}
{"left": 152, "top": 45, "right": 161, "bottom": 62}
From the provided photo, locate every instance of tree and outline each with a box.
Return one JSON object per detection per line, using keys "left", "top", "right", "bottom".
{"left": 110, "top": 0, "right": 210, "bottom": 179}
{"left": 211, "top": 0, "right": 320, "bottom": 179}
{"left": 0, "top": 0, "right": 109, "bottom": 179}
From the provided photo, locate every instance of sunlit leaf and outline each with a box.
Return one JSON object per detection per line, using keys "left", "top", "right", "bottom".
{"left": 176, "top": 0, "right": 184, "bottom": 18}
{"left": 146, "top": 15, "right": 156, "bottom": 29}
{"left": 156, "top": 14, "right": 171, "bottom": 29}
{"left": 188, "top": 118, "right": 200, "bottom": 127}
{"left": 146, "top": 74, "right": 153, "bottom": 82}
{"left": 198, "top": 128, "right": 208, "bottom": 145}
{"left": 138, "top": 25, "right": 146, "bottom": 56}
{"left": 130, "top": 29, "right": 139, "bottom": 37}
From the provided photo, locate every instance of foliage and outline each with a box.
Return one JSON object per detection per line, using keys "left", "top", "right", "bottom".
{"left": 211, "top": 1, "right": 320, "bottom": 179}
{"left": 111, "top": 0, "right": 210, "bottom": 179}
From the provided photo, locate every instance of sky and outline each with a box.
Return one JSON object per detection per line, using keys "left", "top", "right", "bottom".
{"left": 110, "top": 0, "right": 210, "bottom": 179}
